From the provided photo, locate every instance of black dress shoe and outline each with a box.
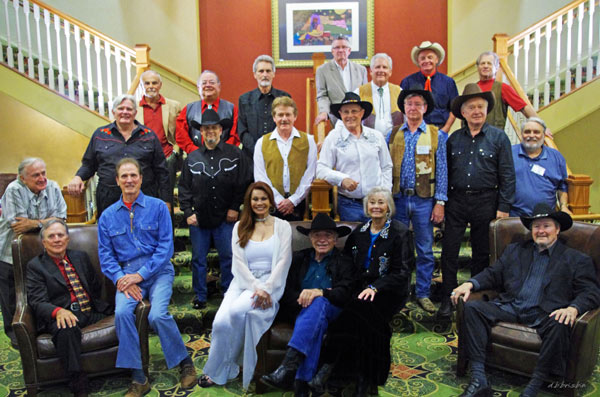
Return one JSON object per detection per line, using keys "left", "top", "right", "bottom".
{"left": 192, "top": 299, "right": 206, "bottom": 310}
{"left": 437, "top": 297, "right": 453, "bottom": 318}
{"left": 459, "top": 379, "right": 492, "bottom": 397}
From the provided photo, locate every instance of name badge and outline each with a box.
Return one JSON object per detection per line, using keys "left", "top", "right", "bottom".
{"left": 416, "top": 145, "right": 430, "bottom": 155}
{"left": 531, "top": 164, "right": 546, "bottom": 176}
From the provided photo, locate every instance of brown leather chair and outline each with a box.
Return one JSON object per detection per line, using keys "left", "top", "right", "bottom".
{"left": 11, "top": 224, "right": 151, "bottom": 396}
{"left": 456, "top": 218, "right": 600, "bottom": 396}
{"left": 254, "top": 220, "right": 360, "bottom": 393}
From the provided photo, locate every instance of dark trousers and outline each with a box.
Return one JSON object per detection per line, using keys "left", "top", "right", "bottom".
{"left": 464, "top": 300, "right": 571, "bottom": 377}
{"left": 96, "top": 186, "right": 122, "bottom": 219}
{"left": 46, "top": 309, "right": 106, "bottom": 374}
{"left": 0, "top": 260, "right": 15, "bottom": 338}
{"left": 441, "top": 190, "right": 497, "bottom": 295}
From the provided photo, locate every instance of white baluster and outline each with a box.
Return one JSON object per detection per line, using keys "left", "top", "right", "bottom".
{"left": 4, "top": 0, "right": 14, "bottom": 68}
{"left": 115, "top": 49, "right": 123, "bottom": 96}
{"left": 533, "top": 29, "right": 541, "bottom": 109}
{"left": 74, "top": 26, "right": 84, "bottom": 105}
{"left": 565, "top": 9, "right": 573, "bottom": 94}
{"left": 94, "top": 36, "right": 105, "bottom": 116}
{"left": 587, "top": 0, "right": 595, "bottom": 82}
{"left": 63, "top": 20, "right": 75, "bottom": 100}
{"left": 555, "top": 14, "right": 563, "bottom": 100}
{"left": 43, "top": 9, "right": 54, "bottom": 89}
{"left": 125, "top": 53, "right": 132, "bottom": 88}
{"left": 513, "top": 40, "right": 520, "bottom": 81}
{"left": 104, "top": 40, "right": 113, "bottom": 107}
{"left": 544, "top": 22, "right": 552, "bottom": 106}
{"left": 23, "top": 0, "right": 35, "bottom": 78}
{"left": 53, "top": 14, "right": 64, "bottom": 94}
{"left": 12, "top": 0, "right": 24, "bottom": 72}
{"left": 523, "top": 34, "right": 530, "bottom": 93}
{"left": 33, "top": 4, "right": 44, "bottom": 83}
{"left": 84, "top": 31, "right": 94, "bottom": 110}
{"left": 575, "top": 3, "right": 584, "bottom": 87}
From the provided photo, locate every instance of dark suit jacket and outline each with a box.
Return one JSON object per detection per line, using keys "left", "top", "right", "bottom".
{"left": 278, "top": 247, "right": 357, "bottom": 323}
{"left": 472, "top": 239, "right": 600, "bottom": 314}
{"left": 26, "top": 249, "right": 113, "bottom": 332}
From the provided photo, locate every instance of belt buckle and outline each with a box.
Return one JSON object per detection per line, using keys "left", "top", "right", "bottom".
{"left": 70, "top": 302, "right": 80, "bottom": 311}
{"left": 404, "top": 188, "right": 416, "bottom": 196}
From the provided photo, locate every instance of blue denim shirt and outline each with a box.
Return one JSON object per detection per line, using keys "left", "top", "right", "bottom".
{"left": 98, "top": 191, "right": 174, "bottom": 284}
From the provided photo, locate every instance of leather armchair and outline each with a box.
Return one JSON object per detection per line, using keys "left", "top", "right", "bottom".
{"left": 456, "top": 218, "right": 600, "bottom": 397}
{"left": 11, "top": 224, "right": 151, "bottom": 396}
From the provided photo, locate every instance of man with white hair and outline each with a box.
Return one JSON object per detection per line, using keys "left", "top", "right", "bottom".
{"left": 238, "top": 55, "right": 291, "bottom": 159}
{"left": 0, "top": 157, "right": 67, "bottom": 347}
{"left": 355, "top": 53, "right": 403, "bottom": 135}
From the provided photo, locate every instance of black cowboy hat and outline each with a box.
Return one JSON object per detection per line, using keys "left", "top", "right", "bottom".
{"left": 397, "top": 84, "right": 435, "bottom": 116}
{"left": 520, "top": 202, "right": 573, "bottom": 231}
{"left": 296, "top": 213, "right": 352, "bottom": 237}
{"left": 190, "top": 108, "right": 233, "bottom": 130}
{"left": 450, "top": 83, "right": 495, "bottom": 120}
{"left": 330, "top": 92, "right": 373, "bottom": 121}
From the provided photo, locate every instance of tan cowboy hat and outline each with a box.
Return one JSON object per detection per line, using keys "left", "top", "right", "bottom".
{"left": 450, "top": 83, "right": 495, "bottom": 120}
{"left": 411, "top": 41, "right": 446, "bottom": 67}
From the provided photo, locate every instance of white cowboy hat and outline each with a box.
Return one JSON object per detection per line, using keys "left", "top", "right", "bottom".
{"left": 411, "top": 41, "right": 446, "bottom": 67}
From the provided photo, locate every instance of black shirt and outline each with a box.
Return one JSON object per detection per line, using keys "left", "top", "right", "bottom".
{"left": 238, "top": 87, "right": 291, "bottom": 158}
{"left": 178, "top": 141, "right": 252, "bottom": 229}
{"left": 75, "top": 121, "right": 171, "bottom": 202}
{"left": 446, "top": 123, "right": 515, "bottom": 212}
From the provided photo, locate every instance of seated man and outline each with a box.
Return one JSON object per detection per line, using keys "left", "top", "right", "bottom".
{"left": 27, "top": 219, "right": 113, "bottom": 396}
{"left": 451, "top": 203, "right": 600, "bottom": 397}
{"left": 261, "top": 213, "right": 355, "bottom": 396}
{"left": 98, "top": 158, "right": 197, "bottom": 397}
{"left": 510, "top": 117, "right": 571, "bottom": 217}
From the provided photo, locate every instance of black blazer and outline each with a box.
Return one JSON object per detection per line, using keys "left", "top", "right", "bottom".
{"left": 472, "top": 239, "right": 600, "bottom": 314}
{"left": 26, "top": 249, "right": 113, "bottom": 331}
{"left": 278, "top": 247, "right": 358, "bottom": 323}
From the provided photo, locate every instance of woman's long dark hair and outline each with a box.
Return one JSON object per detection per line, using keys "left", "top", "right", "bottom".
{"left": 237, "top": 181, "right": 275, "bottom": 248}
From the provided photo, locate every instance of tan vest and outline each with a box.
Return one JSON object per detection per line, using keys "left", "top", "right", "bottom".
{"left": 359, "top": 83, "right": 401, "bottom": 116}
{"left": 485, "top": 81, "right": 508, "bottom": 130}
{"left": 388, "top": 124, "right": 438, "bottom": 198}
{"left": 262, "top": 131, "right": 309, "bottom": 196}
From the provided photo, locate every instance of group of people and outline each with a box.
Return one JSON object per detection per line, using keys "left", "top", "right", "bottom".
{"left": 0, "top": 34, "right": 598, "bottom": 397}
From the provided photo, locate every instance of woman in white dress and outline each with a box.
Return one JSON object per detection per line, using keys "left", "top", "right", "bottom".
{"left": 200, "top": 181, "right": 292, "bottom": 389}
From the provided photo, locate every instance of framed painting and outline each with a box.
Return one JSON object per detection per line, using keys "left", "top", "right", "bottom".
{"left": 271, "top": 0, "right": 374, "bottom": 68}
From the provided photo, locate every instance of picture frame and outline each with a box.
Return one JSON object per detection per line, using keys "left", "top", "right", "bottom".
{"left": 271, "top": 0, "right": 374, "bottom": 68}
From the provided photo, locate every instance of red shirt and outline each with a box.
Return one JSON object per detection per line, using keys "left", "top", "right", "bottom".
{"left": 50, "top": 255, "right": 91, "bottom": 318}
{"left": 140, "top": 95, "right": 173, "bottom": 158}
{"left": 175, "top": 98, "right": 240, "bottom": 154}
{"left": 477, "top": 79, "right": 527, "bottom": 111}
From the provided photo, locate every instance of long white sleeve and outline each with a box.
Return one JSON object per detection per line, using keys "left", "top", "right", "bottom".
{"left": 263, "top": 219, "right": 292, "bottom": 301}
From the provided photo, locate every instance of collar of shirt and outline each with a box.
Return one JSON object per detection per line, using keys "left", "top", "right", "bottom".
{"left": 258, "top": 89, "right": 275, "bottom": 100}
{"left": 16, "top": 178, "right": 48, "bottom": 201}
{"left": 371, "top": 81, "right": 389, "bottom": 94}
{"left": 461, "top": 122, "right": 490, "bottom": 137}
{"left": 199, "top": 140, "right": 225, "bottom": 154}
{"left": 139, "top": 95, "right": 166, "bottom": 107}
{"left": 269, "top": 127, "right": 300, "bottom": 143}
{"left": 533, "top": 240, "right": 557, "bottom": 256}
{"left": 202, "top": 98, "right": 220, "bottom": 112}
{"left": 310, "top": 248, "right": 334, "bottom": 263}
{"left": 109, "top": 120, "right": 147, "bottom": 139}
{"left": 115, "top": 191, "right": 147, "bottom": 212}
{"left": 334, "top": 60, "right": 347, "bottom": 71}
{"left": 50, "top": 253, "right": 69, "bottom": 266}
{"left": 401, "top": 120, "right": 427, "bottom": 134}
{"left": 517, "top": 143, "right": 547, "bottom": 160}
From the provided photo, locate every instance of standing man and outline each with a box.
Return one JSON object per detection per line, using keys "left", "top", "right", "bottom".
{"left": 439, "top": 84, "right": 515, "bottom": 318}
{"left": 315, "top": 35, "right": 367, "bottom": 125}
{"left": 178, "top": 109, "right": 252, "bottom": 309}
{"left": 254, "top": 96, "right": 317, "bottom": 221}
{"left": 401, "top": 41, "right": 458, "bottom": 134}
{"left": 476, "top": 51, "right": 551, "bottom": 136}
{"left": 175, "top": 70, "right": 239, "bottom": 154}
{"left": 0, "top": 158, "right": 67, "bottom": 347}
{"left": 238, "top": 55, "right": 291, "bottom": 159}
{"left": 387, "top": 85, "right": 447, "bottom": 313}
{"left": 317, "top": 93, "right": 393, "bottom": 222}
{"left": 511, "top": 117, "right": 570, "bottom": 217}
{"left": 136, "top": 70, "right": 182, "bottom": 210}
{"left": 356, "top": 53, "right": 403, "bottom": 135}
{"left": 98, "top": 158, "right": 197, "bottom": 397}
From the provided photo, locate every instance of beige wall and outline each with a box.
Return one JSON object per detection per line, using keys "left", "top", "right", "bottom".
{"left": 43, "top": 0, "right": 201, "bottom": 81}
{"left": 448, "top": 0, "right": 571, "bottom": 73}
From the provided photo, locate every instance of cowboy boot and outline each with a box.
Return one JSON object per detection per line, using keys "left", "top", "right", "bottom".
{"left": 261, "top": 347, "right": 304, "bottom": 390}
{"left": 308, "top": 363, "right": 334, "bottom": 394}
{"left": 294, "top": 379, "right": 310, "bottom": 397}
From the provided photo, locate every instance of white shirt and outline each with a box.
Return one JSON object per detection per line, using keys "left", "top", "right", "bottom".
{"left": 317, "top": 123, "right": 393, "bottom": 199}
{"left": 335, "top": 60, "right": 351, "bottom": 91}
{"left": 253, "top": 127, "right": 317, "bottom": 206}
{"left": 354, "top": 82, "right": 393, "bottom": 135}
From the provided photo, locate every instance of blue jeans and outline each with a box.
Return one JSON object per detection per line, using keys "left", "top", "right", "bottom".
{"left": 288, "top": 297, "right": 342, "bottom": 381}
{"left": 338, "top": 195, "right": 368, "bottom": 223}
{"left": 114, "top": 264, "right": 188, "bottom": 369}
{"left": 189, "top": 222, "right": 234, "bottom": 302}
{"left": 394, "top": 194, "right": 435, "bottom": 299}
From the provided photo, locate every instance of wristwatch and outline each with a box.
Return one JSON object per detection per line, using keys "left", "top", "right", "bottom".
{"left": 436, "top": 200, "right": 445, "bottom": 206}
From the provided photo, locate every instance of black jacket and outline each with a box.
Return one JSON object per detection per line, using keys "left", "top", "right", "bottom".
{"left": 26, "top": 249, "right": 113, "bottom": 332}
{"left": 278, "top": 247, "right": 357, "bottom": 323}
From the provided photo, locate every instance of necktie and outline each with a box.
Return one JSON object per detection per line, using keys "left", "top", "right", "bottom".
{"left": 62, "top": 260, "right": 91, "bottom": 313}
{"left": 377, "top": 87, "right": 384, "bottom": 115}
{"left": 422, "top": 70, "right": 436, "bottom": 91}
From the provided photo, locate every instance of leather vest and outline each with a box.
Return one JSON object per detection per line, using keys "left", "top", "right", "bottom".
{"left": 485, "top": 81, "right": 508, "bottom": 130}
{"left": 186, "top": 99, "right": 235, "bottom": 145}
{"left": 262, "top": 131, "right": 309, "bottom": 196}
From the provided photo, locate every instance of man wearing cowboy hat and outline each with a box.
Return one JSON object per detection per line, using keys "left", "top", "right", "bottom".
{"left": 401, "top": 41, "right": 459, "bottom": 134}
{"left": 178, "top": 108, "right": 252, "bottom": 309}
{"left": 451, "top": 203, "right": 600, "bottom": 397}
{"left": 439, "top": 83, "right": 515, "bottom": 318}
{"left": 386, "top": 84, "right": 447, "bottom": 313}
{"left": 261, "top": 213, "right": 355, "bottom": 395}
{"left": 317, "top": 92, "right": 393, "bottom": 222}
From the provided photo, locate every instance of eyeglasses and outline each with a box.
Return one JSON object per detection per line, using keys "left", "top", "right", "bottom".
{"left": 340, "top": 109, "right": 362, "bottom": 116}
{"left": 404, "top": 102, "right": 425, "bottom": 108}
